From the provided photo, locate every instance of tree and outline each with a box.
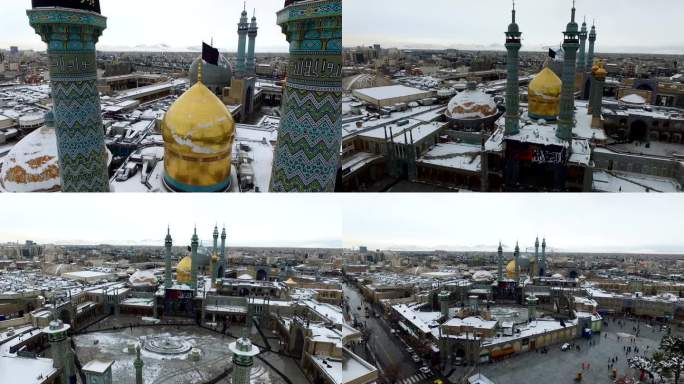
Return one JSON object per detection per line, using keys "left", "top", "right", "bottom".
{"left": 640, "top": 336, "right": 684, "bottom": 384}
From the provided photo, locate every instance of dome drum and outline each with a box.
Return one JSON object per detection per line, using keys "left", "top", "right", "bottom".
{"left": 445, "top": 86, "right": 500, "bottom": 131}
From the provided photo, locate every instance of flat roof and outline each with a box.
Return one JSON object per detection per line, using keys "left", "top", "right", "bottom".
{"left": 353, "top": 85, "right": 431, "bottom": 101}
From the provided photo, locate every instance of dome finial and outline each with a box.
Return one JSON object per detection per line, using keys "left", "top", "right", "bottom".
{"left": 512, "top": 0, "right": 516, "bottom": 23}
{"left": 197, "top": 58, "right": 203, "bottom": 84}
{"left": 571, "top": 0, "right": 576, "bottom": 23}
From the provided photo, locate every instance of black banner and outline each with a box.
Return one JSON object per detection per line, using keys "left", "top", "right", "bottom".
{"left": 202, "top": 42, "right": 219, "bottom": 66}
{"left": 32, "top": 0, "right": 101, "bottom": 14}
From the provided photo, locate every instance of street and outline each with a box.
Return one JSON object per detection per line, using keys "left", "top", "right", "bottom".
{"left": 343, "top": 281, "right": 426, "bottom": 383}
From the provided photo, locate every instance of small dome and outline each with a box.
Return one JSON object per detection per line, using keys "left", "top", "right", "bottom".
{"left": 189, "top": 56, "right": 232, "bottom": 95}
{"left": 551, "top": 273, "right": 564, "bottom": 279}
{"left": 472, "top": 270, "right": 494, "bottom": 282}
{"left": 620, "top": 94, "right": 646, "bottom": 105}
{"left": 528, "top": 67, "right": 562, "bottom": 121}
{"left": 445, "top": 86, "right": 498, "bottom": 121}
{"left": 162, "top": 82, "right": 236, "bottom": 192}
{"left": 129, "top": 270, "right": 158, "bottom": 287}
{"left": 237, "top": 273, "right": 253, "bottom": 280}
{"left": 0, "top": 124, "right": 59, "bottom": 192}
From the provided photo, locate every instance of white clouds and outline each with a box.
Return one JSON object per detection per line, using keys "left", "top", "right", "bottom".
{"left": 1, "top": 0, "right": 289, "bottom": 52}
{"left": 343, "top": 0, "right": 684, "bottom": 54}
{"left": 0, "top": 194, "right": 342, "bottom": 248}
{"left": 340, "top": 194, "right": 684, "bottom": 253}
{"left": 1, "top": 193, "right": 682, "bottom": 253}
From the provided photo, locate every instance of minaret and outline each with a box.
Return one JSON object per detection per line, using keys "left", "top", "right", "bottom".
{"left": 220, "top": 226, "right": 227, "bottom": 276}
{"left": 541, "top": 238, "right": 547, "bottom": 276}
{"left": 191, "top": 227, "right": 199, "bottom": 291}
{"left": 236, "top": 3, "right": 249, "bottom": 76}
{"left": 246, "top": 10, "right": 258, "bottom": 75}
{"left": 438, "top": 291, "right": 450, "bottom": 320}
{"left": 164, "top": 227, "right": 173, "bottom": 289}
{"left": 557, "top": 2, "right": 580, "bottom": 141}
{"left": 497, "top": 242, "right": 504, "bottom": 281}
{"left": 504, "top": 1, "right": 522, "bottom": 136}
{"left": 134, "top": 344, "right": 144, "bottom": 384}
{"left": 229, "top": 336, "right": 260, "bottom": 384}
{"left": 27, "top": 1, "right": 110, "bottom": 191}
{"left": 587, "top": 22, "right": 597, "bottom": 69}
{"left": 589, "top": 61, "right": 607, "bottom": 128}
{"left": 44, "top": 320, "right": 75, "bottom": 384}
{"left": 514, "top": 242, "right": 520, "bottom": 281}
{"left": 527, "top": 295, "right": 539, "bottom": 321}
{"left": 270, "top": 0, "right": 342, "bottom": 192}
{"left": 213, "top": 224, "right": 219, "bottom": 254}
{"left": 578, "top": 19, "right": 588, "bottom": 73}
{"left": 534, "top": 237, "right": 540, "bottom": 277}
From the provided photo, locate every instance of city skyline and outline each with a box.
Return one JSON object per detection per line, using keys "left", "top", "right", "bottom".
{"left": 343, "top": 0, "right": 684, "bottom": 54}
{"left": 0, "top": 194, "right": 342, "bottom": 248}
{"left": 1, "top": 0, "right": 290, "bottom": 52}
{"left": 341, "top": 195, "right": 684, "bottom": 254}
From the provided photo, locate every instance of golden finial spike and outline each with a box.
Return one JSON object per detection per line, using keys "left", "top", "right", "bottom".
{"left": 198, "top": 58, "right": 203, "bottom": 84}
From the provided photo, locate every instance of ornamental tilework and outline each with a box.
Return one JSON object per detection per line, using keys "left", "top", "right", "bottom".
{"left": 270, "top": 0, "right": 342, "bottom": 192}
{"left": 28, "top": 8, "right": 109, "bottom": 192}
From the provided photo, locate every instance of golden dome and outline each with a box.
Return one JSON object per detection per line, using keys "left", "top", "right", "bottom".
{"left": 528, "top": 67, "right": 562, "bottom": 121}
{"left": 505, "top": 257, "right": 537, "bottom": 278}
{"left": 162, "top": 81, "right": 236, "bottom": 192}
{"left": 176, "top": 256, "right": 193, "bottom": 284}
{"left": 505, "top": 259, "right": 516, "bottom": 278}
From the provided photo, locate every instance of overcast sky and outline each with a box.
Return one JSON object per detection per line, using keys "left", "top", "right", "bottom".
{"left": 0, "top": 195, "right": 341, "bottom": 248}
{"left": 342, "top": 194, "right": 684, "bottom": 254}
{"left": 1, "top": 0, "right": 289, "bottom": 52}
{"left": 344, "top": 0, "right": 684, "bottom": 54}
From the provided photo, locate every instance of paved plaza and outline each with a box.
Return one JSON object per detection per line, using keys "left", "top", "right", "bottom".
{"left": 448, "top": 318, "right": 683, "bottom": 384}
{"left": 74, "top": 318, "right": 308, "bottom": 384}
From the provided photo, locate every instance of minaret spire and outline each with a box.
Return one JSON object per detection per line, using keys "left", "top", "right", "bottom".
{"left": 504, "top": 0, "right": 522, "bottom": 136}
{"left": 557, "top": 2, "right": 580, "bottom": 141}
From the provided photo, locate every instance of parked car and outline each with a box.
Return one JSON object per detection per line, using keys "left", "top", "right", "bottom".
{"left": 406, "top": 347, "right": 414, "bottom": 354}
{"left": 419, "top": 366, "right": 432, "bottom": 375}
{"left": 561, "top": 343, "right": 571, "bottom": 351}
{"left": 411, "top": 354, "right": 421, "bottom": 363}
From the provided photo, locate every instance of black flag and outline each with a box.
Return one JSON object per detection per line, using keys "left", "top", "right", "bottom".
{"left": 32, "top": 0, "right": 101, "bottom": 14}
{"left": 202, "top": 42, "right": 220, "bottom": 66}
{"left": 548, "top": 48, "right": 557, "bottom": 59}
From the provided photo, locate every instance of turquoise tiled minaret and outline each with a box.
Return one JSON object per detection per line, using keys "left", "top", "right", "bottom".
{"left": 134, "top": 344, "right": 144, "bottom": 384}
{"left": 236, "top": 4, "right": 249, "bottom": 76}
{"left": 557, "top": 4, "right": 580, "bottom": 141}
{"left": 191, "top": 227, "right": 199, "bottom": 291}
{"left": 246, "top": 11, "right": 258, "bottom": 75}
{"left": 587, "top": 23, "right": 597, "bottom": 69}
{"left": 534, "top": 236, "right": 540, "bottom": 277}
{"left": 514, "top": 242, "right": 520, "bottom": 281}
{"left": 220, "top": 226, "right": 227, "bottom": 276}
{"left": 541, "top": 237, "right": 547, "bottom": 275}
{"left": 229, "top": 337, "right": 260, "bottom": 384}
{"left": 27, "top": 2, "right": 110, "bottom": 192}
{"left": 164, "top": 226, "right": 173, "bottom": 289}
{"left": 270, "top": 0, "right": 342, "bottom": 192}
{"left": 497, "top": 241, "right": 504, "bottom": 281}
{"left": 578, "top": 19, "right": 588, "bottom": 73}
{"left": 504, "top": 2, "right": 521, "bottom": 136}
{"left": 45, "top": 320, "right": 74, "bottom": 384}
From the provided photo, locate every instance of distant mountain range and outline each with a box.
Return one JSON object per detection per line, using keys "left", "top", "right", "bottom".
{"left": 97, "top": 43, "right": 289, "bottom": 53}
